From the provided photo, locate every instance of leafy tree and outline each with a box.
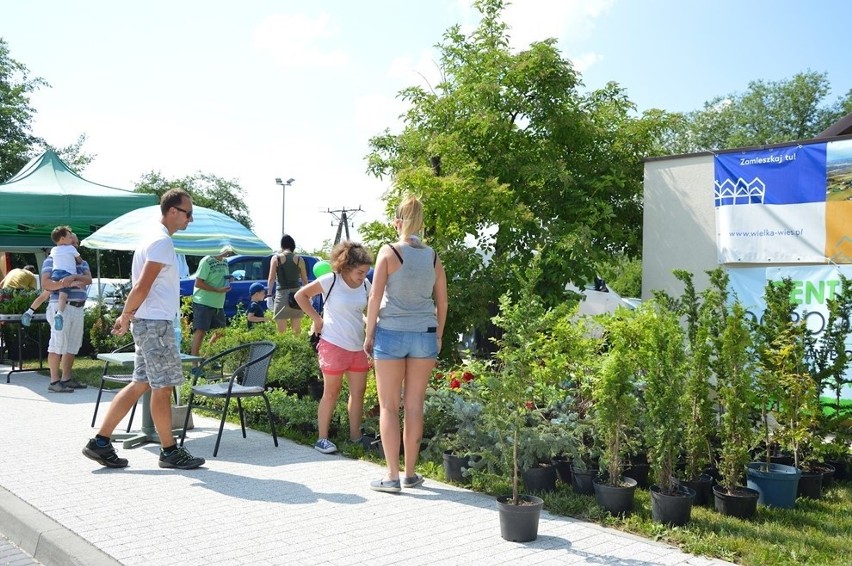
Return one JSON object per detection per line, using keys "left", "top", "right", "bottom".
{"left": 133, "top": 171, "right": 253, "bottom": 229}
{"left": 596, "top": 252, "right": 642, "bottom": 298}
{"left": 662, "top": 71, "right": 852, "bottom": 154}
{"left": 365, "top": 0, "right": 669, "bottom": 349}
{"left": 44, "top": 133, "right": 96, "bottom": 173}
{"left": 0, "top": 38, "right": 46, "bottom": 181}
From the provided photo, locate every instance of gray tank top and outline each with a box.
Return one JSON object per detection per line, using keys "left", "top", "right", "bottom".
{"left": 378, "top": 243, "right": 437, "bottom": 332}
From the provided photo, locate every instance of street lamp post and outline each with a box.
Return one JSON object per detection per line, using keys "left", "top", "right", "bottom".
{"left": 274, "top": 177, "right": 295, "bottom": 235}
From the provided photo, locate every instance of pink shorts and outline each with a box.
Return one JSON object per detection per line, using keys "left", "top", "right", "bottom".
{"left": 318, "top": 339, "right": 370, "bottom": 376}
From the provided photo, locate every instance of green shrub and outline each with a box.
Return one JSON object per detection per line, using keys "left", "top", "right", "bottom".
{"left": 197, "top": 319, "right": 320, "bottom": 395}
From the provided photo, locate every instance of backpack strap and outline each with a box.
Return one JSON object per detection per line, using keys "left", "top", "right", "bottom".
{"left": 389, "top": 243, "right": 436, "bottom": 266}
{"left": 389, "top": 244, "right": 403, "bottom": 264}
{"left": 324, "top": 273, "right": 337, "bottom": 303}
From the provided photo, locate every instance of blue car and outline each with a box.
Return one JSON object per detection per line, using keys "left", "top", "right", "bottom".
{"left": 180, "top": 254, "right": 322, "bottom": 319}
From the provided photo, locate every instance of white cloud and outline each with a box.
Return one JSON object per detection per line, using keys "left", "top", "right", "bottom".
{"left": 353, "top": 93, "right": 408, "bottom": 137}
{"left": 571, "top": 51, "right": 604, "bottom": 73}
{"left": 387, "top": 50, "right": 444, "bottom": 91}
{"left": 502, "top": 0, "right": 614, "bottom": 49}
{"left": 254, "top": 12, "right": 349, "bottom": 68}
{"left": 447, "top": 1, "right": 610, "bottom": 73}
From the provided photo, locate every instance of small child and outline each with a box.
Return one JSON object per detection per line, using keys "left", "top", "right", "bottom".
{"left": 247, "top": 282, "right": 268, "bottom": 329}
{"left": 48, "top": 226, "right": 84, "bottom": 330}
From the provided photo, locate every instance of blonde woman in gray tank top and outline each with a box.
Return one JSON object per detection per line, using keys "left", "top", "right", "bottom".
{"left": 364, "top": 195, "right": 448, "bottom": 493}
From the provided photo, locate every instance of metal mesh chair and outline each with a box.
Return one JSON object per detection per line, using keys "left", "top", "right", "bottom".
{"left": 179, "top": 341, "right": 278, "bottom": 457}
{"left": 91, "top": 342, "right": 136, "bottom": 431}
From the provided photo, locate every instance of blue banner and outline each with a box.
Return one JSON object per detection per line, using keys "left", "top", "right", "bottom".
{"left": 715, "top": 144, "right": 827, "bottom": 206}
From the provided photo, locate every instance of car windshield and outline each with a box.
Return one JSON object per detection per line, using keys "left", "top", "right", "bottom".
{"left": 87, "top": 281, "right": 128, "bottom": 300}
{"left": 88, "top": 283, "right": 111, "bottom": 299}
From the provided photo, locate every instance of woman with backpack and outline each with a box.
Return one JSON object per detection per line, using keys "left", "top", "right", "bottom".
{"left": 294, "top": 241, "right": 373, "bottom": 454}
{"left": 266, "top": 234, "right": 309, "bottom": 334}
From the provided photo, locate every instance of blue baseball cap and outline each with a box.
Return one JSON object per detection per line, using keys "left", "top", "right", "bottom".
{"left": 249, "top": 282, "right": 266, "bottom": 295}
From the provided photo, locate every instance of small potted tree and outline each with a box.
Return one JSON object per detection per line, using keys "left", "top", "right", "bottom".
{"left": 712, "top": 298, "right": 760, "bottom": 519}
{"left": 591, "top": 309, "right": 642, "bottom": 516}
{"left": 639, "top": 302, "right": 696, "bottom": 525}
{"left": 748, "top": 278, "right": 803, "bottom": 509}
{"left": 532, "top": 307, "right": 598, "bottom": 491}
{"left": 667, "top": 270, "right": 716, "bottom": 505}
{"left": 693, "top": 270, "right": 760, "bottom": 518}
{"left": 486, "top": 261, "right": 563, "bottom": 542}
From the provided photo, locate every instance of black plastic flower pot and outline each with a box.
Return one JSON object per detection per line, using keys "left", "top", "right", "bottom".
{"left": 650, "top": 484, "right": 695, "bottom": 526}
{"left": 820, "top": 463, "right": 836, "bottom": 489}
{"left": 550, "top": 457, "right": 572, "bottom": 485}
{"left": 496, "top": 495, "right": 544, "bottom": 542}
{"left": 713, "top": 485, "right": 759, "bottom": 519}
{"left": 571, "top": 465, "right": 598, "bottom": 495}
{"left": 443, "top": 451, "right": 471, "bottom": 484}
{"left": 522, "top": 464, "right": 557, "bottom": 494}
{"left": 796, "top": 470, "right": 823, "bottom": 500}
{"left": 681, "top": 473, "right": 714, "bottom": 507}
{"left": 593, "top": 477, "right": 637, "bottom": 516}
{"left": 623, "top": 462, "right": 650, "bottom": 488}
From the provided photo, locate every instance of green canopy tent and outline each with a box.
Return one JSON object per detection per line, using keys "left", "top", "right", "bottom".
{"left": 0, "top": 150, "right": 156, "bottom": 252}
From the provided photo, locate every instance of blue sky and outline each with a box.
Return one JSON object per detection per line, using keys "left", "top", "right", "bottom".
{"left": 3, "top": 0, "right": 850, "bottom": 252}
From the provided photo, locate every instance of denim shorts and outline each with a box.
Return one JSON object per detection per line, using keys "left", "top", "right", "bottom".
{"left": 373, "top": 327, "right": 438, "bottom": 360}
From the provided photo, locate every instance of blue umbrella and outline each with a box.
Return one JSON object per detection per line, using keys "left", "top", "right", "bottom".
{"left": 80, "top": 205, "right": 272, "bottom": 256}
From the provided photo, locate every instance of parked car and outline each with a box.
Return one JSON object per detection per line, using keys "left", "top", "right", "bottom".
{"left": 180, "top": 254, "right": 322, "bottom": 319}
{"left": 565, "top": 280, "right": 636, "bottom": 316}
{"left": 85, "top": 278, "right": 130, "bottom": 311}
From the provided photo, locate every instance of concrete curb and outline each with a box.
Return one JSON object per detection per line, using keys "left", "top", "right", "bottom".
{"left": 0, "top": 485, "right": 120, "bottom": 566}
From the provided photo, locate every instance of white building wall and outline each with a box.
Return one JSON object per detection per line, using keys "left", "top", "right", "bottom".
{"left": 641, "top": 154, "right": 718, "bottom": 298}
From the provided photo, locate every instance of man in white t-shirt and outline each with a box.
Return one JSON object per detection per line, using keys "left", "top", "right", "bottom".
{"left": 82, "top": 188, "right": 205, "bottom": 470}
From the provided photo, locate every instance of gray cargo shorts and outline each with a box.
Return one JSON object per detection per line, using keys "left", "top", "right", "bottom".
{"left": 131, "top": 319, "right": 185, "bottom": 389}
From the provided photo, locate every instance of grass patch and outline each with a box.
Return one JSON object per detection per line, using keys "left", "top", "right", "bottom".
{"left": 27, "top": 358, "right": 852, "bottom": 565}
{"left": 541, "top": 485, "right": 852, "bottom": 565}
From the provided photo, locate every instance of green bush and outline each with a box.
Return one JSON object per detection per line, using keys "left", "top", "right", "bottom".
{"left": 197, "top": 318, "right": 320, "bottom": 396}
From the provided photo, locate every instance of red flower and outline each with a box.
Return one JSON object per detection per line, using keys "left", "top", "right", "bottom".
{"left": 434, "top": 372, "right": 444, "bottom": 380}
{"left": 462, "top": 371, "right": 474, "bottom": 382}
{"left": 525, "top": 401, "right": 534, "bottom": 410}
{"left": 450, "top": 378, "right": 462, "bottom": 389}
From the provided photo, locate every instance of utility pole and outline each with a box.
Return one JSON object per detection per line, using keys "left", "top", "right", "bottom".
{"left": 326, "top": 206, "right": 362, "bottom": 245}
